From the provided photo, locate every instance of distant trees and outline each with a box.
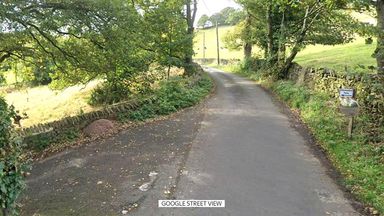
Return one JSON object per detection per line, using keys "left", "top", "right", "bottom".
{"left": 197, "top": 7, "right": 244, "bottom": 29}
{"left": 198, "top": 15, "right": 210, "bottom": 28}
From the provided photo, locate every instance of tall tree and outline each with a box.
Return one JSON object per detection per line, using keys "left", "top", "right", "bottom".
{"left": 140, "top": 0, "right": 190, "bottom": 78}
{"left": 184, "top": 0, "right": 197, "bottom": 75}
{"left": 1, "top": 0, "right": 197, "bottom": 96}
{"left": 232, "top": 0, "right": 357, "bottom": 78}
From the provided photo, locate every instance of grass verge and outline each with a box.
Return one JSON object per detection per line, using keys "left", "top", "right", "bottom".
{"left": 215, "top": 63, "right": 384, "bottom": 215}
{"left": 270, "top": 81, "right": 383, "bottom": 215}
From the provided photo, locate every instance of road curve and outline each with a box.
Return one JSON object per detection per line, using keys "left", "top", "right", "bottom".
{"left": 165, "top": 67, "right": 360, "bottom": 216}
{"left": 21, "top": 67, "right": 361, "bottom": 216}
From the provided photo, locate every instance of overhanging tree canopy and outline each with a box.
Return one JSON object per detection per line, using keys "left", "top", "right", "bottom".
{"left": 0, "top": 0, "right": 196, "bottom": 90}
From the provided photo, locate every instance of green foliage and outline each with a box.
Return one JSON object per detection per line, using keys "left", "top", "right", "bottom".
{"left": 198, "top": 7, "right": 244, "bottom": 29}
{"left": 120, "top": 74, "right": 212, "bottom": 121}
{"left": 0, "top": 74, "right": 6, "bottom": 86}
{"left": 272, "top": 81, "right": 310, "bottom": 108}
{"left": 271, "top": 81, "right": 384, "bottom": 214}
{"left": 198, "top": 15, "right": 210, "bottom": 28}
{"left": 223, "top": 21, "right": 259, "bottom": 51}
{"left": 89, "top": 83, "right": 132, "bottom": 106}
{"left": 89, "top": 68, "right": 164, "bottom": 106}
{"left": 25, "top": 128, "right": 80, "bottom": 152}
{"left": 226, "top": 8, "right": 246, "bottom": 25}
{"left": 0, "top": 97, "right": 25, "bottom": 215}
{"left": 141, "top": 0, "right": 190, "bottom": 71}
{"left": 229, "top": 0, "right": 363, "bottom": 77}
{"left": 209, "top": 12, "right": 226, "bottom": 26}
{"left": 1, "top": 0, "right": 195, "bottom": 92}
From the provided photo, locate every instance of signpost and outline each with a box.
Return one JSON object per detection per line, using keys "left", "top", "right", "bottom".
{"left": 339, "top": 88, "right": 358, "bottom": 139}
{"left": 339, "top": 89, "right": 355, "bottom": 98}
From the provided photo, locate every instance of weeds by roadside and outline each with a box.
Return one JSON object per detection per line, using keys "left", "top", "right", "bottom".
{"left": 119, "top": 73, "right": 212, "bottom": 121}
{"left": 214, "top": 63, "right": 384, "bottom": 215}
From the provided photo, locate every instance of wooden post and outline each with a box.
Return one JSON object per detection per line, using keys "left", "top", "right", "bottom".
{"left": 203, "top": 32, "right": 206, "bottom": 62}
{"left": 216, "top": 21, "right": 220, "bottom": 65}
{"left": 348, "top": 116, "right": 353, "bottom": 139}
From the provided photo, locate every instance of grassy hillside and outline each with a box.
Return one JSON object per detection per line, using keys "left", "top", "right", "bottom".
{"left": 296, "top": 37, "right": 377, "bottom": 72}
{"left": 195, "top": 26, "right": 376, "bottom": 73}
{"left": 194, "top": 26, "right": 244, "bottom": 60}
{"left": 2, "top": 81, "right": 99, "bottom": 127}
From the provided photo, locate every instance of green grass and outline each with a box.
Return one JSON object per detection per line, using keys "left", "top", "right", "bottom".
{"left": 196, "top": 25, "right": 377, "bottom": 73}
{"left": 296, "top": 37, "right": 377, "bottom": 72}
{"left": 194, "top": 26, "right": 242, "bottom": 59}
{"left": 270, "top": 81, "right": 384, "bottom": 214}
{"left": 119, "top": 73, "right": 212, "bottom": 121}
{"left": 194, "top": 26, "right": 263, "bottom": 60}
{"left": 1, "top": 81, "right": 100, "bottom": 127}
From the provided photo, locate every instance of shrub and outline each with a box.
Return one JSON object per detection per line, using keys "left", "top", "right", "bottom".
{"left": 89, "top": 82, "right": 132, "bottom": 106}
{"left": 120, "top": 74, "right": 212, "bottom": 121}
{"left": 0, "top": 97, "right": 26, "bottom": 216}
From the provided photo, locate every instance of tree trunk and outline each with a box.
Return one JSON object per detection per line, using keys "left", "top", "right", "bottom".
{"left": 244, "top": 43, "right": 252, "bottom": 59}
{"left": 279, "top": 37, "right": 303, "bottom": 79}
{"left": 2, "top": 207, "right": 9, "bottom": 216}
{"left": 243, "top": 14, "right": 252, "bottom": 59}
{"left": 376, "top": 0, "right": 384, "bottom": 74}
{"left": 266, "top": 4, "right": 278, "bottom": 64}
{"left": 280, "top": 8, "right": 310, "bottom": 79}
{"left": 278, "top": 11, "right": 286, "bottom": 66}
{"left": 266, "top": 4, "right": 273, "bottom": 60}
{"left": 184, "top": 0, "right": 197, "bottom": 76}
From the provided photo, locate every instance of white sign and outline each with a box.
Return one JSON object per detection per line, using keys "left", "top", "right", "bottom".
{"left": 159, "top": 200, "right": 225, "bottom": 208}
{"left": 339, "top": 89, "right": 354, "bottom": 98}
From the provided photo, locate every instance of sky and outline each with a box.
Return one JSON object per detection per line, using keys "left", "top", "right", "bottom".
{"left": 195, "top": 0, "right": 241, "bottom": 25}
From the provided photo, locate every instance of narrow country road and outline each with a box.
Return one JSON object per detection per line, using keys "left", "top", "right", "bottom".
{"left": 22, "top": 67, "right": 361, "bottom": 216}
{"left": 160, "top": 67, "right": 360, "bottom": 216}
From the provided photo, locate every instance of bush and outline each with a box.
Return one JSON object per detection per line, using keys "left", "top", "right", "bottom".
{"left": 89, "top": 82, "right": 132, "bottom": 106}
{"left": 0, "top": 97, "right": 26, "bottom": 216}
{"left": 120, "top": 74, "right": 212, "bottom": 121}
{"left": 240, "top": 57, "right": 266, "bottom": 72}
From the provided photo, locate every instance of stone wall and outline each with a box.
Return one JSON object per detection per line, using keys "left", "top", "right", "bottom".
{"left": 17, "top": 96, "right": 156, "bottom": 138}
{"left": 288, "top": 64, "right": 384, "bottom": 142}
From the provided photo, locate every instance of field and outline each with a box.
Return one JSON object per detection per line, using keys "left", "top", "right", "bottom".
{"left": 194, "top": 26, "right": 260, "bottom": 60}
{"left": 0, "top": 67, "right": 184, "bottom": 128}
{"left": 296, "top": 37, "right": 377, "bottom": 72}
{"left": 1, "top": 81, "right": 99, "bottom": 128}
{"left": 194, "top": 26, "right": 377, "bottom": 72}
